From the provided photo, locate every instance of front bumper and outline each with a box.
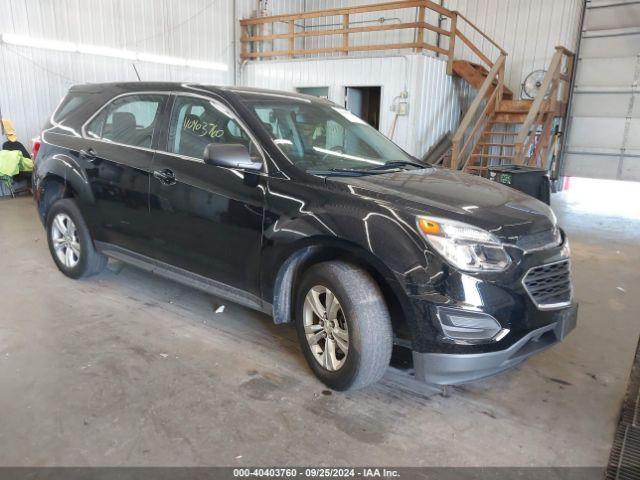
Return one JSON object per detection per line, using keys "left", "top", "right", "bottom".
{"left": 413, "top": 303, "right": 577, "bottom": 385}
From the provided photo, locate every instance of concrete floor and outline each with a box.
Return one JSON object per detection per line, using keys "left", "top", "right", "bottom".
{"left": 0, "top": 193, "right": 638, "bottom": 467}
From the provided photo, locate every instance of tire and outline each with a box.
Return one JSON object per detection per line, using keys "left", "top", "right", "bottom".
{"left": 46, "top": 198, "right": 107, "bottom": 279}
{"left": 295, "top": 261, "right": 393, "bottom": 391}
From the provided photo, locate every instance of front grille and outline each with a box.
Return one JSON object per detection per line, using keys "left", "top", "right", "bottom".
{"left": 522, "top": 259, "right": 572, "bottom": 309}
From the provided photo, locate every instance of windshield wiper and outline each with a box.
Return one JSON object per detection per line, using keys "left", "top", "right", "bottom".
{"left": 308, "top": 167, "right": 401, "bottom": 176}
{"left": 370, "top": 160, "right": 427, "bottom": 170}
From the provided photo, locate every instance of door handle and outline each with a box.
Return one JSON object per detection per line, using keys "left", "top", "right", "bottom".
{"left": 79, "top": 148, "right": 97, "bottom": 161}
{"left": 153, "top": 168, "right": 176, "bottom": 186}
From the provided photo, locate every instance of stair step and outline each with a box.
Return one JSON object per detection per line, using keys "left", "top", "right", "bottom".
{"left": 466, "top": 166, "right": 489, "bottom": 170}
{"left": 482, "top": 131, "right": 518, "bottom": 135}
{"left": 471, "top": 154, "right": 515, "bottom": 158}
{"left": 477, "top": 143, "right": 515, "bottom": 147}
{"left": 490, "top": 115, "right": 527, "bottom": 124}
{"left": 451, "top": 60, "right": 514, "bottom": 99}
{"left": 496, "top": 99, "right": 533, "bottom": 113}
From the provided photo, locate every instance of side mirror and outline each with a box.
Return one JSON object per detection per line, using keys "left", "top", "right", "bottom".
{"left": 203, "top": 143, "right": 262, "bottom": 171}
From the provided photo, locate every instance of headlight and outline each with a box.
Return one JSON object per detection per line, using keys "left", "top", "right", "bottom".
{"left": 417, "top": 216, "right": 511, "bottom": 272}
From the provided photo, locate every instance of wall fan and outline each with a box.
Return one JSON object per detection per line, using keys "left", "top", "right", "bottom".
{"left": 521, "top": 70, "right": 548, "bottom": 99}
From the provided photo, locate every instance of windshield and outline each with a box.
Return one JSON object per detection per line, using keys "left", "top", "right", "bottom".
{"left": 238, "top": 93, "right": 415, "bottom": 172}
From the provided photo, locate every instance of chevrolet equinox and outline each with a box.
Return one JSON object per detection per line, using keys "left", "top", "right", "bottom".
{"left": 33, "top": 82, "right": 578, "bottom": 390}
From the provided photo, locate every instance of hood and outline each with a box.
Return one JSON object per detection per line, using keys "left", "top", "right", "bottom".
{"left": 328, "top": 167, "right": 557, "bottom": 244}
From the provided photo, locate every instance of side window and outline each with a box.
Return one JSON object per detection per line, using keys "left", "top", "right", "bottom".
{"left": 53, "top": 93, "right": 90, "bottom": 123}
{"left": 167, "top": 96, "right": 257, "bottom": 160}
{"left": 85, "top": 94, "right": 164, "bottom": 148}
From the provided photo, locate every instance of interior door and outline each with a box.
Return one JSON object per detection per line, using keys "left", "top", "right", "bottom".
{"left": 148, "top": 94, "right": 266, "bottom": 296}
{"left": 83, "top": 93, "right": 168, "bottom": 255}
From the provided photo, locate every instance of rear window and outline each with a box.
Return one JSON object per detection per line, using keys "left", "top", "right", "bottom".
{"left": 52, "top": 93, "right": 91, "bottom": 123}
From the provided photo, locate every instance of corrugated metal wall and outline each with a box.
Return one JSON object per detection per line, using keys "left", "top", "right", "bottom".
{"left": 244, "top": 54, "right": 462, "bottom": 156}
{"left": 1, "top": 0, "right": 584, "bottom": 153}
{"left": 244, "top": 0, "right": 584, "bottom": 93}
{"left": 240, "top": 0, "right": 584, "bottom": 156}
{"left": 0, "top": 0, "right": 236, "bottom": 143}
{"left": 444, "top": 0, "right": 583, "bottom": 95}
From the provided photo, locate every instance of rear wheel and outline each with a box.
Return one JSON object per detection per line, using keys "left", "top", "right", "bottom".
{"left": 295, "top": 261, "right": 393, "bottom": 391}
{"left": 46, "top": 199, "right": 106, "bottom": 279}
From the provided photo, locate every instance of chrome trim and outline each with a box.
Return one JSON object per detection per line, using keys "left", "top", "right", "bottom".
{"left": 519, "top": 231, "right": 563, "bottom": 254}
{"left": 493, "top": 328, "right": 510, "bottom": 342}
{"left": 85, "top": 138, "right": 157, "bottom": 154}
{"left": 521, "top": 258, "right": 573, "bottom": 311}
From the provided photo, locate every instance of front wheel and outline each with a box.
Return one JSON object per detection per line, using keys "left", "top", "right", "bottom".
{"left": 295, "top": 261, "right": 393, "bottom": 391}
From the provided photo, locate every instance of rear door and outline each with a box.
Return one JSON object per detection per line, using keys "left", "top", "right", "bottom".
{"left": 83, "top": 93, "right": 168, "bottom": 255}
{"left": 147, "top": 93, "right": 266, "bottom": 297}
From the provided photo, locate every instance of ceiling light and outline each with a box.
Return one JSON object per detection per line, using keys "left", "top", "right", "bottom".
{"left": 2, "top": 33, "right": 75, "bottom": 52}
{"left": 137, "top": 52, "right": 186, "bottom": 66}
{"left": 0, "top": 32, "right": 228, "bottom": 71}
{"left": 78, "top": 44, "right": 137, "bottom": 60}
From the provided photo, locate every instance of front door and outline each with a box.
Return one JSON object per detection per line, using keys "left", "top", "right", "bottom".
{"left": 148, "top": 94, "right": 266, "bottom": 296}
{"left": 83, "top": 93, "right": 168, "bottom": 255}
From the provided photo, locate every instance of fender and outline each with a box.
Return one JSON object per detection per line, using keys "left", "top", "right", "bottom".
{"left": 262, "top": 178, "right": 436, "bottom": 297}
{"left": 35, "top": 142, "right": 96, "bottom": 223}
{"left": 36, "top": 138, "right": 96, "bottom": 204}
{"left": 260, "top": 176, "right": 441, "bottom": 347}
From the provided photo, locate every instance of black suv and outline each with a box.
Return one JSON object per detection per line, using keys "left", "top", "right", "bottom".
{"left": 34, "top": 82, "right": 577, "bottom": 390}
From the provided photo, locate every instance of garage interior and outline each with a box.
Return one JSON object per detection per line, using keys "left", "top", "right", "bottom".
{"left": 1, "top": 0, "right": 639, "bottom": 474}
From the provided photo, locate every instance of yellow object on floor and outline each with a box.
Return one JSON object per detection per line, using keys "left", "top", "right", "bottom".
{"left": 0, "top": 150, "right": 33, "bottom": 177}
{"left": 1, "top": 118, "right": 18, "bottom": 142}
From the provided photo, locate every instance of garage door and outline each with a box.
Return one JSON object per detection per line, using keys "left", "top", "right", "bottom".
{"left": 563, "top": 0, "right": 640, "bottom": 181}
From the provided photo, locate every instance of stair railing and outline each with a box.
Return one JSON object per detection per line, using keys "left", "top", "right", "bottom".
{"left": 239, "top": 1, "right": 456, "bottom": 60}
{"left": 448, "top": 11, "right": 508, "bottom": 171}
{"left": 446, "top": 11, "right": 507, "bottom": 74}
{"left": 513, "top": 46, "right": 575, "bottom": 167}
{"left": 239, "top": 1, "right": 512, "bottom": 173}
{"left": 450, "top": 54, "right": 506, "bottom": 170}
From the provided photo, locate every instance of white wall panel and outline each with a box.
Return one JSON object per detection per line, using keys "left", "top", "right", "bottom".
{"left": 1, "top": 0, "right": 585, "bottom": 150}
{"left": 241, "top": 0, "right": 583, "bottom": 94}
{"left": 243, "top": 54, "right": 461, "bottom": 156}
{"left": 443, "top": 0, "right": 583, "bottom": 94}
{"left": 1, "top": 0, "right": 236, "bottom": 143}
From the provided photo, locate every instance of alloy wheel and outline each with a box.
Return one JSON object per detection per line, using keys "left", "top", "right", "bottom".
{"left": 303, "top": 285, "right": 349, "bottom": 371}
{"left": 51, "top": 213, "right": 81, "bottom": 269}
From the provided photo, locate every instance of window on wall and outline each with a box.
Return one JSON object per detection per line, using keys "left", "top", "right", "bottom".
{"left": 167, "top": 96, "right": 257, "bottom": 160}
{"left": 296, "top": 87, "right": 330, "bottom": 100}
{"left": 86, "top": 94, "right": 164, "bottom": 148}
